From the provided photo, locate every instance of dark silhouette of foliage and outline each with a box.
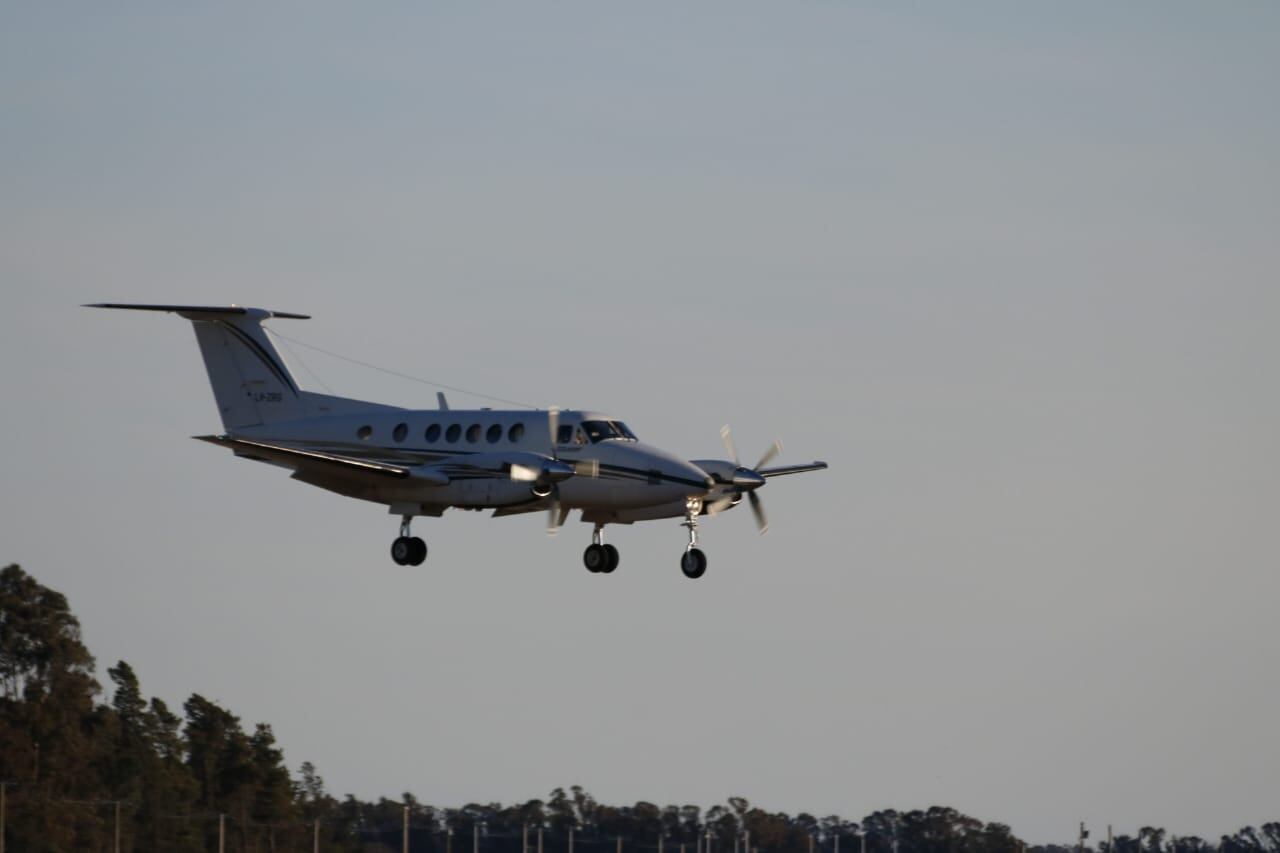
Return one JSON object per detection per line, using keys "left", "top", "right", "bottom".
{"left": 2, "top": 563, "right": 1278, "bottom": 852}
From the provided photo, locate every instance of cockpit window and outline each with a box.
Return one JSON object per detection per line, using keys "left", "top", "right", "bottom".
{"left": 557, "top": 425, "right": 575, "bottom": 445}
{"left": 582, "top": 420, "right": 638, "bottom": 443}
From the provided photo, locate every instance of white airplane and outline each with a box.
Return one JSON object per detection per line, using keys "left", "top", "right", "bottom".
{"left": 89, "top": 303, "right": 827, "bottom": 578}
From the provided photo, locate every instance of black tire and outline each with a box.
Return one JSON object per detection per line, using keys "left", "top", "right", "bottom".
{"left": 390, "top": 536, "right": 412, "bottom": 565}
{"left": 407, "top": 537, "right": 428, "bottom": 566}
{"left": 583, "top": 544, "right": 607, "bottom": 573}
{"left": 680, "top": 548, "right": 707, "bottom": 579}
{"left": 602, "top": 544, "right": 620, "bottom": 573}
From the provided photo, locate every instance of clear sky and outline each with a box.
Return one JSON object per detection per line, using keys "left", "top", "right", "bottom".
{"left": 2, "top": 2, "right": 1278, "bottom": 844}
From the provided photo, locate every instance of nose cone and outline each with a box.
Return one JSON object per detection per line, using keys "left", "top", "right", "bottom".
{"left": 619, "top": 443, "right": 715, "bottom": 494}
{"left": 731, "top": 468, "right": 766, "bottom": 490}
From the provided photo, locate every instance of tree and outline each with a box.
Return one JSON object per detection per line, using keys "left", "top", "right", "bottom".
{"left": 0, "top": 564, "right": 108, "bottom": 851}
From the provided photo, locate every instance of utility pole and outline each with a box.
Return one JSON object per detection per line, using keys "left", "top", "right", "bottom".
{"left": 219, "top": 814, "right": 226, "bottom": 853}
{"left": 525, "top": 824, "right": 530, "bottom": 853}
{"left": 861, "top": 834, "right": 866, "bottom": 853}
{"left": 836, "top": 835, "right": 841, "bottom": 853}
{"left": 810, "top": 836, "right": 815, "bottom": 853}
{"left": 619, "top": 836, "right": 624, "bottom": 853}
{"left": 1078, "top": 823, "right": 1089, "bottom": 853}
{"left": 539, "top": 827, "right": 544, "bottom": 853}
{"left": 314, "top": 818, "right": 320, "bottom": 853}
{"left": 114, "top": 800, "right": 121, "bottom": 853}
{"left": 570, "top": 827, "right": 575, "bottom": 853}
{"left": 1107, "top": 826, "right": 1113, "bottom": 853}
{"left": 475, "top": 822, "right": 480, "bottom": 853}
{"left": 403, "top": 805, "right": 410, "bottom": 853}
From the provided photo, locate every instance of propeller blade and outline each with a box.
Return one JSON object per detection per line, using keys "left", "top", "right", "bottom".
{"left": 706, "top": 494, "right": 736, "bottom": 516}
{"left": 546, "top": 493, "right": 561, "bottom": 536}
{"left": 755, "top": 440, "right": 783, "bottom": 471}
{"left": 747, "top": 490, "right": 768, "bottom": 534}
{"left": 548, "top": 407, "right": 561, "bottom": 459}
{"left": 720, "top": 424, "right": 740, "bottom": 466}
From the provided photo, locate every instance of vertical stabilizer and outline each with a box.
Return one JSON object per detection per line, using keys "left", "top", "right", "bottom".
{"left": 87, "top": 304, "right": 311, "bottom": 430}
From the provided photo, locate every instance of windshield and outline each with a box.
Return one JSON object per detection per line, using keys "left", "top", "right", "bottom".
{"left": 582, "top": 420, "right": 638, "bottom": 443}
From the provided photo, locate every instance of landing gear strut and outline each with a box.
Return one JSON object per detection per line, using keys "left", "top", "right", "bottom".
{"left": 681, "top": 498, "right": 707, "bottom": 579}
{"left": 391, "top": 515, "right": 427, "bottom": 566}
{"left": 584, "top": 524, "right": 619, "bottom": 574}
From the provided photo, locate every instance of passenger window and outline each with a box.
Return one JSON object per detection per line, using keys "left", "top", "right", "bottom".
{"left": 392, "top": 423, "right": 408, "bottom": 443}
{"left": 357, "top": 425, "right": 373, "bottom": 441}
{"left": 486, "top": 424, "right": 502, "bottom": 444}
{"left": 508, "top": 423, "right": 525, "bottom": 442}
{"left": 425, "top": 424, "right": 441, "bottom": 442}
{"left": 445, "top": 424, "right": 461, "bottom": 443}
{"left": 466, "top": 424, "right": 481, "bottom": 443}
{"left": 557, "top": 425, "right": 574, "bottom": 445}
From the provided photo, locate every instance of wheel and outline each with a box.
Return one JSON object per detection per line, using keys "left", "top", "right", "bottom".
{"left": 390, "top": 536, "right": 413, "bottom": 565}
{"left": 583, "top": 543, "right": 607, "bottom": 573}
{"left": 601, "top": 544, "right": 620, "bottom": 573}
{"left": 680, "top": 548, "right": 707, "bottom": 579}
{"left": 406, "top": 537, "right": 428, "bottom": 566}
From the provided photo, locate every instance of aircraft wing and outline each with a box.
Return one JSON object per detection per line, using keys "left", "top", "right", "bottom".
{"left": 194, "top": 435, "right": 449, "bottom": 484}
{"left": 757, "top": 461, "right": 828, "bottom": 478}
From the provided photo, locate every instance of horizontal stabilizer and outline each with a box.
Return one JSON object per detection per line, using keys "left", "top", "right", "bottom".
{"left": 85, "top": 303, "right": 310, "bottom": 320}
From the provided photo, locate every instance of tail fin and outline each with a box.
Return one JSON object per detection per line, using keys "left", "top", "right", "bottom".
{"left": 88, "top": 303, "right": 313, "bottom": 430}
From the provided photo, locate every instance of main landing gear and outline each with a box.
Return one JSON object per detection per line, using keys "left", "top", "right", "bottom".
{"left": 681, "top": 498, "right": 707, "bottom": 579}
{"left": 390, "top": 515, "right": 427, "bottom": 566}
{"left": 583, "top": 524, "right": 619, "bottom": 574}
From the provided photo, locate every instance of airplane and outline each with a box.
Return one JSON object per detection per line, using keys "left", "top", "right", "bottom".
{"left": 88, "top": 303, "right": 827, "bottom": 578}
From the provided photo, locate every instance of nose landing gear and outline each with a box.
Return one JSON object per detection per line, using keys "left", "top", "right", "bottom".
{"left": 681, "top": 498, "right": 707, "bottom": 579}
{"left": 584, "top": 524, "right": 619, "bottom": 574}
{"left": 391, "top": 515, "right": 427, "bottom": 566}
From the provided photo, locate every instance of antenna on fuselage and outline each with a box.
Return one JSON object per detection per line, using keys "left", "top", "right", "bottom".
{"left": 437, "top": 392, "right": 449, "bottom": 411}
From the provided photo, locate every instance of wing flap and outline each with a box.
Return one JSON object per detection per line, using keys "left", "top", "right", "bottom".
{"left": 195, "top": 435, "right": 449, "bottom": 483}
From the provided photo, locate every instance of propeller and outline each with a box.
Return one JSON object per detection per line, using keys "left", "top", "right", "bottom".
{"left": 546, "top": 406, "right": 564, "bottom": 535}
{"left": 707, "top": 425, "right": 779, "bottom": 533}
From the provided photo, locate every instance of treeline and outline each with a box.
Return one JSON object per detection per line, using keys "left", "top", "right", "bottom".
{"left": 2, "top": 563, "right": 1278, "bottom": 853}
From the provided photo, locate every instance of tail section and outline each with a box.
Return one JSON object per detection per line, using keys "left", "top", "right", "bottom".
{"left": 89, "top": 303, "right": 314, "bottom": 430}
